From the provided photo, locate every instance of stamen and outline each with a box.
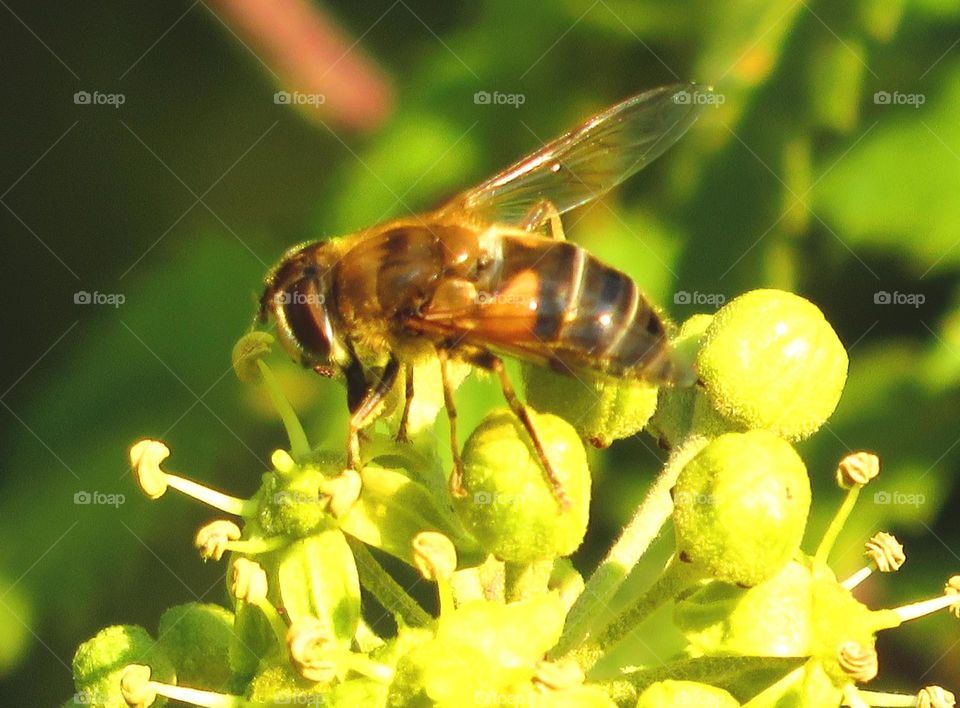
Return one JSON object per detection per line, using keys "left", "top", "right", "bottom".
{"left": 837, "top": 452, "right": 881, "bottom": 488}
{"left": 843, "top": 684, "right": 871, "bottom": 708}
{"left": 816, "top": 452, "right": 881, "bottom": 565}
{"left": 891, "top": 576, "right": 960, "bottom": 623}
{"left": 842, "top": 532, "right": 906, "bottom": 590}
{"left": 412, "top": 531, "right": 457, "bottom": 616}
{"left": 196, "top": 520, "right": 289, "bottom": 560}
{"left": 918, "top": 685, "right": 957, "bottom": 708}
{"left": 287, "top": 617, "right": 338, "bottom": 683}
{"left": 256, "top": 360, "right": 310, "bottom": 458}
{"left": 121, "top": 664, "right": 247, "bottom": 707}
{"left": 129, "top": 440, "right": 256, "bottom": 517}
{"left": 838, "top": 641, "right": 879, "bottom": 683}
{"left": 195, "top": 520, "right": 241, "bottom": 561}
{"left": 319, "top": 469, "right": 362, "bottom": 518}
{"left": 231, "top": 558, "right": 288, "bottom": 644}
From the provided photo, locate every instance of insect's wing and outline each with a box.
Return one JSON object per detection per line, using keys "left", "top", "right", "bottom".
{"left": 441, "top": 83, "right": 710, "bottom": 227}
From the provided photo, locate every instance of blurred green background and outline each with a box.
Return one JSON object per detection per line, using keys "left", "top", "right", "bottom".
{"left": 2, "top": 0, "right": 960, "bottom": 703}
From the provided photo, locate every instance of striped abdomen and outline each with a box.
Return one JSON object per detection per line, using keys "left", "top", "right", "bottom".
{"left": 474, "top": 234, "right": 673, "bottom": 381}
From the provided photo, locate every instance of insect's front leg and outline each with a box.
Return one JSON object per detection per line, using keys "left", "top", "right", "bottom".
{"left": 520, "top": 199, "right": 566, "bottom": 241}
{"left": 345, "top": 355, "right": 400, "bottom": 471}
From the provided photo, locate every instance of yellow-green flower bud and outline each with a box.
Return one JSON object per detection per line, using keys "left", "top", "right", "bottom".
{"left": 389, "top": 595, "right": 566, "bottom": 705}
{"left": 522, "top": 364, "right": 659, "bottom": 448}
{"left": 675, "top": 560, "right": 813, "bottom": 657}
{"left": 635, "top": 680, "right": 740, "bottom": 707}
{"left": 455, "top": 409, "right": 590, "bottom": 563}
{"left": 696, "top": 289, "right": 847, "bottom": 441}
{"left": 672, "top": 431, "right": 811, "bottom": 586}
{"left": 72, "top": 626, "right": 175, "bottom": 708}
{"left": 156, "top": 603, "right": 235, "bottom": 692}
{"left": 647, "top": 314, "right": 727, "bottom": 448}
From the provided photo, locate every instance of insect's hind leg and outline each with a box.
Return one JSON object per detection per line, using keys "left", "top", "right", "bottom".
{"left": 345, "top": 356, "right": 400, "bottom": 471}
{"left": 520, "top": 199, "right": 566, "bottom": 241}
{"left": 436, "top": 348, "right": 467, "bottom": 498}
{"left": 473, "top": 352, "right": 571, "bottom": 509}
{"left": 396, "top": 363, "right": 415, "bottom": 443}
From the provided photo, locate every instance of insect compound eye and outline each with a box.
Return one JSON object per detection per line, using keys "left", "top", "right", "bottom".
{"left": 273, "top": 278, "right": 338, "bottom": 368}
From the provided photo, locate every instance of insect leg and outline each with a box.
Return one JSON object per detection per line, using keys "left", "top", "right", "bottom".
{"left": 437, "top": 348, "right": 467, "bottom": 498}
{"left": 520, "top": 199, "right": 566, "bottom": 241}
{"left": 396, "top": 363, "right": 415, "bottom": 442}
{"left": 482, "top": 353, "right": 571, "bottom": 508}
{"left": 345, "top": 355, "right": 400, "bottom": 470}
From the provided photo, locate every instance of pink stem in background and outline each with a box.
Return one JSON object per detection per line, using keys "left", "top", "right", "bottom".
{"left": 207, "top": 0, "right": 394, "bottom": 132}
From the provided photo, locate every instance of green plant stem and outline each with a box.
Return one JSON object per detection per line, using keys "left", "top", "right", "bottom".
{"left": 740, "top": 664, "right": 806, "bottom": 707}
{"left": 814, "top": 485, "right": 861, "bottom": 565}
{"left": 598, "top": 656, "right": 805, "bottom": 701}
{"left": 551, "top": 438, "right": 706, "bottom": 657}
{"left": 504, "top": 559, "right": 553, "bottom": 602}
{"left": 257, "top": 360, "right": 310, "bottom": 458}
{"left": 348, "top": 537, "right": 432, "bottom": 627}
{"left": 577, "top": 557, "right": 701, "bottom": 673}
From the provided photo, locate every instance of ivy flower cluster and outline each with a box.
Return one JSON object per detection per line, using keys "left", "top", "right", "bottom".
{"left": 67, "top": 289, "right": 957, "bottom": 707}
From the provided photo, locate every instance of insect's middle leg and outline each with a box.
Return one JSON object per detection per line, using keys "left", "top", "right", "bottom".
{"left": 396, "top": 363, "right": 415, "bottom": 443}
{"left": 436, "top": 348, "right": 466, "bottom": 497}
{"left": 473, "top": 352, "right": 571, "bottom": 508}
{"left": 345, "top": 356, "right": 400, "bottom": 470}
{"left": 520, "top": 199, "right": 566, "bottom": 241}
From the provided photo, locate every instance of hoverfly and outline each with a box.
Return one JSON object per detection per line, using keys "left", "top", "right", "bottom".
{"left": 259, "top": 83, "right": 709, "bottom": 506}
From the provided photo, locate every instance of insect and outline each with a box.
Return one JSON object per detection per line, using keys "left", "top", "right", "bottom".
{"left": 259, "top": 83, "right": 710, "bottom": 506}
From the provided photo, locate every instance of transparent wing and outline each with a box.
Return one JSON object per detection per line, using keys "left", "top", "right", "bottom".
{"left": 441, "top": 83, "right": 710, "bottom": 227}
